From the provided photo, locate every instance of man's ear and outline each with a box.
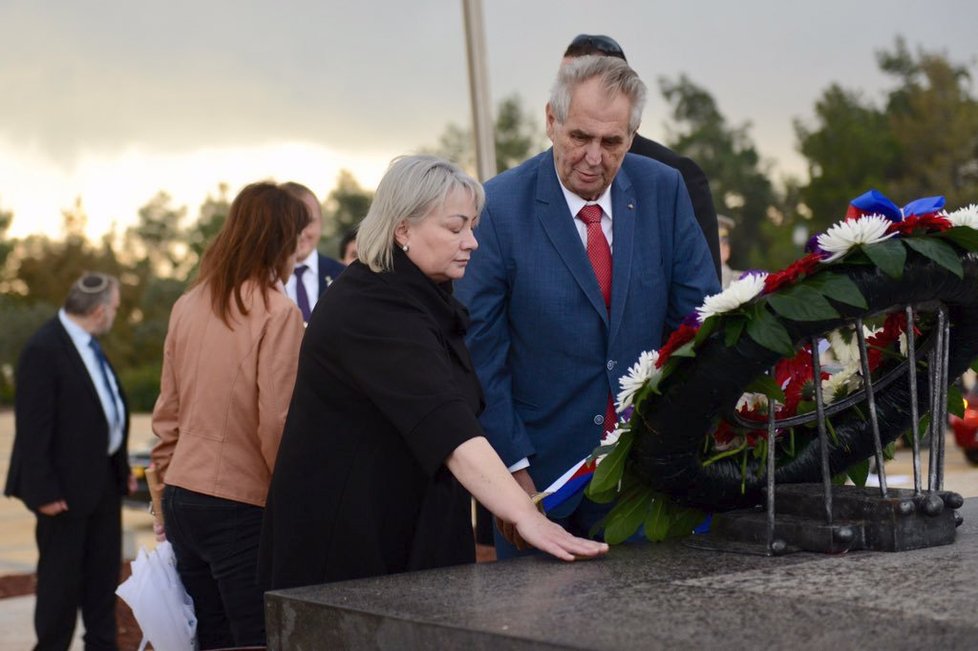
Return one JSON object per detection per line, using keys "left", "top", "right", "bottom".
{"left": 545, "top": 103, "right": 556, "bottom": 142}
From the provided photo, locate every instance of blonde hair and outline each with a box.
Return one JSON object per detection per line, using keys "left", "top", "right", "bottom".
{"left": 357, "top": 155, "right": 485, "bottom": 272}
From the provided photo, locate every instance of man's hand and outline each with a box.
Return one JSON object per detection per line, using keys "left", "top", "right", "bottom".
{"left": 127, "top": 473, "right": 138, "bottom": 495}
{"left": 37, "top": 500, "right": 68, "bottom": 516}
{"left": 511, "top": 468, "right": 537, "bottom": 496}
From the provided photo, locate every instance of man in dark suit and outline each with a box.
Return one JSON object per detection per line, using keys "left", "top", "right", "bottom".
{"left": 282, "top": 182, "right": 346, "bottom": 325}
{"left": 563, "top": 34, "right": 722, "bottom": 281}
{"left": 6, "top": 272, "right": 134, "bottom": 650}
{"left": 455, "top": 56, "right": 719, "bottom": 557}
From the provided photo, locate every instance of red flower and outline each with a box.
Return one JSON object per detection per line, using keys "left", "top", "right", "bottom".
{"left": 656, "top": 323, "right": 699, "bottom": 368}
{"left": 865, "top": 311, "right": 918, "bottom": 371}
{"left": 763, "top": 253, "right": 823, "bottom": 294}
{"left": 886, "top": 213, "right": 951, "bottom": 237}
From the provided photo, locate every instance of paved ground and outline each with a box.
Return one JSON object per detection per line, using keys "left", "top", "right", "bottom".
{"left": 1, "top": 411, "right": 977, "bottom": 649}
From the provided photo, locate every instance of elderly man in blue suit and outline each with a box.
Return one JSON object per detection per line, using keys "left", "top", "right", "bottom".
{"left": 455, "top": 55, "right": 719, "bottom": 557}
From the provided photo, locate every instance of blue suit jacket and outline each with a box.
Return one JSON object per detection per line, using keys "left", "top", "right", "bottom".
{"left": 455, "top": 149, "right": 719, "bottom": 514}
{"left": 317, "top": 253, "right": 346, "bottom": 296}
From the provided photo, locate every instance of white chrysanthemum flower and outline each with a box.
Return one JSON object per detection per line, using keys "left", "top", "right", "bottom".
{"left": 827, "top": 326, "right": 879, "bottom": 365}
{"left": 736, "top": 392, "right": 769, "bottom": 412}
{"left": 946, "top": 204, "right": 978, "bottom": 230}
{"left": 821, "top": 363, "right": 860, "bottom": 405}
{"left": 817, "top": 215, "right": 896, "bottom": 263}
{"left": 615, "top": 350, "right": 661, "bottom": 411}
{"left": 696, "top": 273, "right": 767, "bottom": 323}
{"left": 601, "top": 427, "right": 624, "bottom": 448}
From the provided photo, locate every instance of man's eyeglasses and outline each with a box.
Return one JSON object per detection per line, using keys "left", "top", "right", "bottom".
{"left": 565, "top": 34, "right": 627, "bottom": 62}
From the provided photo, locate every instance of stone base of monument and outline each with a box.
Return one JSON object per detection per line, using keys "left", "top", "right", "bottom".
{"left": 265, "top": 498, "right": 978, "bottom": 650}
{"left": 692, "top": 483, "right": 963, "bottom": 555}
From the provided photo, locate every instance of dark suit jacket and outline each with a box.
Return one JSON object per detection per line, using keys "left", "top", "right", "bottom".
{"left": 317, "top": 253, "right": 346, "bottom": 296}
{"left": 5, "top": 317, "right": 130, "bottom": 515}
{"left": 630, "top": 133, "right": 721, "bottom": 281}
{"left": 455, "top": 149, "right": 719, "bottom": 515}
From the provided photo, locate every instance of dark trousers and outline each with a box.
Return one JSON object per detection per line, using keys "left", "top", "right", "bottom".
{"left": 162, "top": 485, "right": 266, "bottom": 650}
{"left": 34, "top": 462, "right": 121, "bottom": 651}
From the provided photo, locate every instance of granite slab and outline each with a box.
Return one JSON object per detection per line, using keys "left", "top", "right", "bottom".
{"left": 265, "top": 498, "right": 978, "bottom": 650}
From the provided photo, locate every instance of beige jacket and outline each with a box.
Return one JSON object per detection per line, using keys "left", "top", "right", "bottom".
{"left": 151, "top": 280, "right": 304, "bottom": 507}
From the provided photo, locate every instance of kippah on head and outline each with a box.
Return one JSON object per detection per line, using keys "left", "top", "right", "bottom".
{"left": 563, "top": 34, "right": 627, "bottom": 62}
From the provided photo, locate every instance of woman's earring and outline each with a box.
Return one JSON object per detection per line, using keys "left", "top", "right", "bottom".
{"left": 402, "top": 243, "right": 410, "bottom": 253}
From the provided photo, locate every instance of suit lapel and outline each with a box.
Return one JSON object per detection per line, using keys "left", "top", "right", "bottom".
{"left": 609, "top": 168, "right": 637, "bottom": 345}
{"left": 534, "top": 150, "right": 609, "bottom": 325}
{"left": 54, "top": 319, "right": 106, "bottom": 422}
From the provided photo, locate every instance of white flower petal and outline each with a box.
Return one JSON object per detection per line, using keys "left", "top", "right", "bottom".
{"left": 696, "top": 273, "right": 767, "bottom": 323}
{"left": 817, "top": 215, "right": 895, "bottom": 263}
{"left": 946, "top": 204, "right": 978, "bottom": 230}
{"left": 615, "top": 350, "right": 660, "bottom": 411}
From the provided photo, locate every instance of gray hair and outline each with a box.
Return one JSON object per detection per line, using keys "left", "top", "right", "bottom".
{"left": 63, "top": 272, "right": 119, "bottom": 316}
{"left": 357, "top": 155, "right": 485, "bottom": 272}
{"left": 550, "top": 55, "right": 647, "bottom": 134}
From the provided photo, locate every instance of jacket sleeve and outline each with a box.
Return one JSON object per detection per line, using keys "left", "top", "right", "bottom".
{"left": 255, "top": 302, "right": 305, "bottom": 473}
{"left": 150, "top": 310, "right": 181, "bottom": 480}
{"left": 666, "top": 173, "right": 722, "bottom": 328}
{"left": 11, "top": 341, "right": 63, "bottom": 510}
{"left": 455, "top": 203, "right": 536, "bottom": 468}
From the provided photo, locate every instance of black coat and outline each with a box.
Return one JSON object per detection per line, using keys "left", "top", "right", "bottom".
{"left": 630, "top": 133, "right": 721, "bottom": 281}
{"left": 5, "top": 317, "right": 131, "bottom": 514}
{"left": 259, "top": 249, "right": 484, "bottom": 590}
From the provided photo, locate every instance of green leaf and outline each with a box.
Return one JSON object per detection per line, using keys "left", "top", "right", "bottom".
{"left": 847, "top": 458, "right": 870, "bottom": 487}
{"left": 940, "top": 226, "right": 978, "bottom": 252}
{"left": 767, "top": 285, "right": 840, "bottom": 321}
{"left": 806, "top": 272, "right": 868, "bottom": 309}
{"left": 604, "top": 485, "right": 652, "bottom": 544}
{"left": 694, "top": 316, "right": 719, "bottom": 345}
{"left": 642, "top": 495, "right": 671, "bottom": 542}
{"left": 745, "top": 307, "right": 796, "bottom": 357}
{"left": 724, "top": 316, "right": 746, "bottom": 347}
{"left": 972, "top": 358, "right": 978, "bottom": 374}
{"left": 586, "top": 430, "right": 633, "bottom": 496}
{"left": 670, "top": 340, "right": 697, "bottom": 359}
{"left": 863, "top": 238, "right": 906, "bottom": 278}
{"left": 744, "top": 374, "right": 786, "bottom": 402}
{"left": 665, "top": 503, "right": 708, "bottom": 538}
{"left": 904, "top": 237, "right": 963, "bottom": 278}
{"left": 948, "top": 383, "right": 965, "bottom": 419}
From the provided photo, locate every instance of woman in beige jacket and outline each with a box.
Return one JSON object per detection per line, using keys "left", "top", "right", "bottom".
{"left": 151, "top": 181, "right": 308, "bottom": 649}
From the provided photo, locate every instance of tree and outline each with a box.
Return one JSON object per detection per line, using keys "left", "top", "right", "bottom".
{"left": 796, "top": 38, "right": 978, "bottom": 228}
{"left": 658, "top": 75, "right": 789, "bottom": 269}
{"left": 321, "top": 170, "right": 373, "bottom": 257}
{"left": 427, "top": 94, "right": 547, "bottom": 175}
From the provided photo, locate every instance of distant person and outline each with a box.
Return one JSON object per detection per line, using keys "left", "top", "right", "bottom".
{"left": 281, "top": 181, "right": 346, "bottom": 325}
{"left": 258, "top": 155, "right": 607, "bottom": 591}
{"left": 455, "top": 56, "right": 718, "bottom": 558}
{"left": 151, "top": 182, "right": 307, "bottom": 649}
{"left": 339, "top": 227, "right": 358, "bottom": 265}
{"left": 717, "top": 214, "right": 741, "bottom": 288}
{"left": 5, "top": 271, "right": 135, "bottom": 650}
{"left": 562, "top": 33, "right": 722, "bottom": 281}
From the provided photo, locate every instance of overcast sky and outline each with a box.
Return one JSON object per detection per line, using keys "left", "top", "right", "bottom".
{"left": 2, "top": 0, "right": 976, "bottom": 238}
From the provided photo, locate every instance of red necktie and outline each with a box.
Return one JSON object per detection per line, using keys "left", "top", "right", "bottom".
{"left": 577, "top": 204, "right": 612, "bottom": 310}
{"left": 577, "top": 204, "right": 617, "bottom": 434}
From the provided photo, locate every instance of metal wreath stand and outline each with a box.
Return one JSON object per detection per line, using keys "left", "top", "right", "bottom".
{"left": 628, "top": 251, "right": 978, "bottom": 554}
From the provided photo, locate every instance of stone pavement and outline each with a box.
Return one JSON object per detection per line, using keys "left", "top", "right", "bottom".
{"left": 0, "top": 412, "right": 158, "bottom": 650}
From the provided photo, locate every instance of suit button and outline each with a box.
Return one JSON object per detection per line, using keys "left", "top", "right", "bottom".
{"left": 606, "top": 360, "right": 616, "bottom": 370}
{"left": 594, "top": 414, "right": 604, "bottom": 425}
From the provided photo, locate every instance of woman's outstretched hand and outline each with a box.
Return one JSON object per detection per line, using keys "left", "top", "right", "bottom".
{"left": 508, "top": 509, "right": 609, "bottom": 561}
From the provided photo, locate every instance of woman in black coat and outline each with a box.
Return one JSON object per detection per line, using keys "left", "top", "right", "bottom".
{"left": 259, "top": 155, "right": 607, "bottom": 589}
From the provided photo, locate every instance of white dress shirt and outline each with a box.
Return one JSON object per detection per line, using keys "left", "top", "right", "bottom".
{"left": 285, "top": 249, "right": 320, "bottom": 312}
